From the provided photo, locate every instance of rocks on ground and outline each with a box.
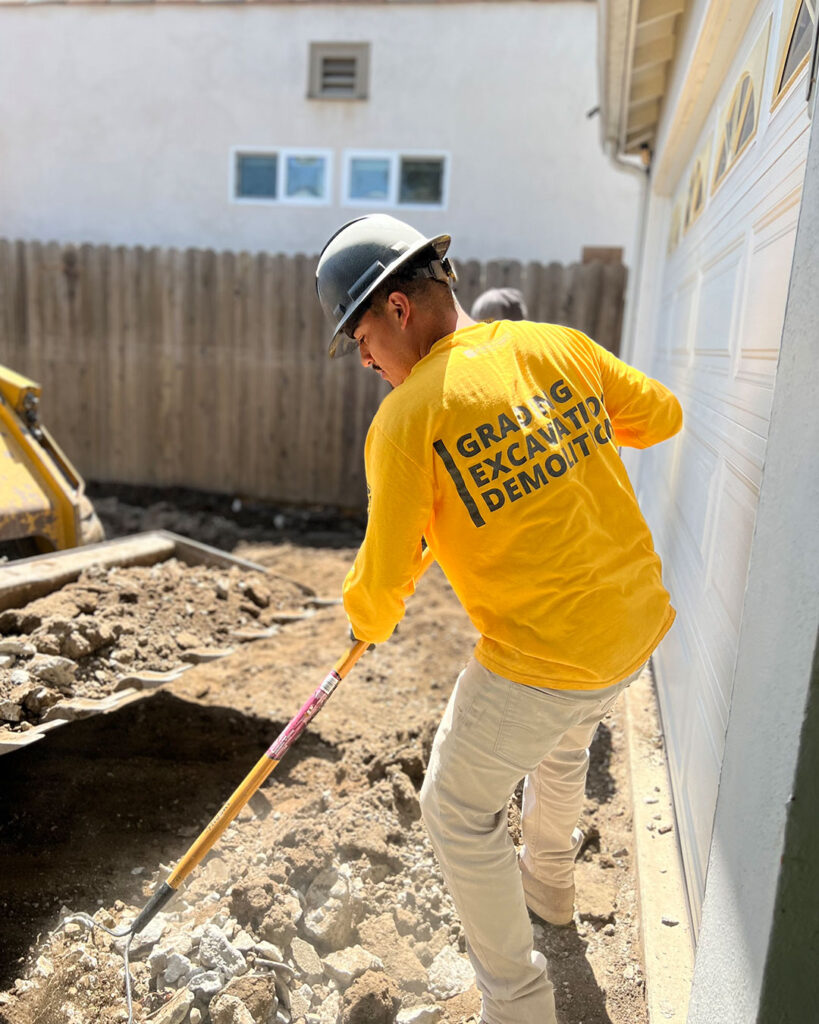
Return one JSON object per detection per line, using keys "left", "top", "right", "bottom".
{"left": 0, "top": 559, "right": 311, "bottom": 735}
{"left": 4, "top": 715, "right": 477, "bottom": 1024}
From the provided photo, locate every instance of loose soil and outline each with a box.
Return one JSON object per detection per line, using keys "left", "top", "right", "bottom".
{"left": 0, "top": 561, "right": 311, "bottom": 734}
{"left": 0, "top": 494, "right": 648, "bottom": 1024}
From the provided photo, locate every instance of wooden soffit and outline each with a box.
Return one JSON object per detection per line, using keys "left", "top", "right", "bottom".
{"left": 598, "top": 0, "right": 685, "bottom": 159}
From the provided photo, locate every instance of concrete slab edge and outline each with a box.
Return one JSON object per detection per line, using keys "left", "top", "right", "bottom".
{"left": 0, "top": 685, "right": 143, "bottom": 756}
{"left": 623, "top": 665, "right": 693, "bottom": 1023}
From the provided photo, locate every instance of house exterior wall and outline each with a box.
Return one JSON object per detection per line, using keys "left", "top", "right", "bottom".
{"left": 0, "top": 3, "right": 641, "bottom": 264}
{"left": 619, "top": 0, "right": 811, "bottom": 938}
{"left": 687, "top": 79, "right": 819, "bottom": 1022}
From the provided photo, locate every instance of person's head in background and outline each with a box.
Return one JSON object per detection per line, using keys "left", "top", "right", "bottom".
{"left": 470, "top": 287, "right": 528, "bottom": 322}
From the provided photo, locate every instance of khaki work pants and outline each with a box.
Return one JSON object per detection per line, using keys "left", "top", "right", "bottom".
{"left": 420, "top": 657, "right": 643, "bottom": 1024}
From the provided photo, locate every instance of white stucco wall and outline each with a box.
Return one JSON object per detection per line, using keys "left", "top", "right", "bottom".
{"left": 687, "top": 84, "right": 819, "bottom": 1023}
{"left": 618, "top": 0, "right": 815, "bottom": 1015}
{"left": 0, "top": 3, "right": 640, "bottom": 264}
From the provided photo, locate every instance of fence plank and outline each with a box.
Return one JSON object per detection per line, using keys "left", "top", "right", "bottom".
{"left": 0, "top": 240, "right": 626, "bottom": 509}
{"left": 598, "top": 261, "right": 628, "bottom": 355}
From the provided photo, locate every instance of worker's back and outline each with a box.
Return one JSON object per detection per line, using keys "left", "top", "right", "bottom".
{"left": 346, "top": 319, "right": 683, "bottom": 688}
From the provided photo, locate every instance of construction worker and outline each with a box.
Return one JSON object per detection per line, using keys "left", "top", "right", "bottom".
{"left": 470, "top": 285, "right": 528, "bottom": 322}
{"left": 316, "top": 215, "right": 682, "bottom": 1024}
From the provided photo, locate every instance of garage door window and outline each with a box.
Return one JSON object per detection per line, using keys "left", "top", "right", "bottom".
{"left": 684, "top": 159, "right": 706, "bottom": 232}
{"left": 713, "top": 74, "right": 757, "bottom": 190}
{"left": 773, "top": 1, "right": 816, "bottom": 106}
{"left": 667, "top": 203, "right": 682, "bottom": 255}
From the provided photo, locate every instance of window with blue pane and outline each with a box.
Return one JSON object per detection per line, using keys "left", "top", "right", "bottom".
{"left": 285, "top": 156, "right": 327, "bottom": 199}
{"left": 399, "top": 158, "right": 444, "bottom": 204}
{"left": 349, "top": 158, "right": 391, "bottom": 200}
{"left": 236, "top": 154, "right": 278, "bottom": 198}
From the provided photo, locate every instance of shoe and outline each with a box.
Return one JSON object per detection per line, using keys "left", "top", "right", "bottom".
{"left": 520, "top": 862, "right": 575, "bottom": 926}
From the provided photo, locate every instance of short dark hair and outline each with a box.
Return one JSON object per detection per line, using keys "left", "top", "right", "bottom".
{"left": 346, "top": 250, "right": 452, "bottom": 336}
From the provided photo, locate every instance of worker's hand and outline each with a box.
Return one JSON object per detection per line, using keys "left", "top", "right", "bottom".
{"left": 349, "top": 627, "right": 376, "bottom": 651}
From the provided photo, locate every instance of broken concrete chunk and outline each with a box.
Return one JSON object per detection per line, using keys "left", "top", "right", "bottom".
{"left": 9, "top": 669, "right": 30, "bottom": 688}
{"left": 316, "top": 990, "right": 342, "bottom": 1024}
{"left": 164, "top": 952, "right": 194, "bottom": 986}
{"left": 199, "top": 924, "right": 247, "bottom": 980}
{"left": 22, "top": 685, "right": 62, "bottom": 714}
{"left": 426, "top": 946, "right": 475, "bottom": 1000}
{"left": 0, "top": 640, "right": 36, "bottom": 657}
{"left": 209, "top": 994, "right": 255, "bottom": 1024}
{"left": 0, "top": 699, "right": 24, "bottom": 723}
{"left": 115, "top": 914, "right": 166, "bottom": 959}
{"left": 290, "top": 984, "right": 313, "bottom": 1019}
{"left": 396, "top": 1007, "right": 442, "bottom": 1024}
{"left": 304, "top": 868, "right": 355, "bottom": 950}
{"left": 148, "top": 946, "right": 169, "bottom": 979}
{"left": 29, "top": 655, "right": 77, "bottom": 687}
{"left": 151, "top": 987, "right": 194, "bottom": 1024}
{"left": 322, "top": 945, "right": 384, "bottom": 987}
{"left": 290, "top": 937, "right": 324, "bottom": 984}
{"left": 357, "top": 914, "right": 427, "bottom": 995}
{"left": 188, "top": 968, "right": 225, "bottom": 1004}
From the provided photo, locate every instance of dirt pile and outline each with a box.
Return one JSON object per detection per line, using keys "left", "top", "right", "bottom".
{"left": 0, "top": 536, "right": 648, "bottom": 1024}
{"left": 5, "top": 716, "right": 477, "bottom": 1024}
{"left": 0, "top": 560, "right": 311, "bottom": 736}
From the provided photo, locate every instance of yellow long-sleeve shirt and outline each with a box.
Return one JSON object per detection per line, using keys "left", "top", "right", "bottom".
{"left": 343, "top": 320, "right": 683, "bottom": 689}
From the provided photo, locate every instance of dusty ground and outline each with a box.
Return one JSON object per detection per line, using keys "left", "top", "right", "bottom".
{"left": 0, "top": 495, "right": 647, "bottom": 1024}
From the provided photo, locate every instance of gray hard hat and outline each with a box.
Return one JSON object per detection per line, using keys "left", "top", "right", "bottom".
{"left": 316, "top": 214, "right": 452, "bottom": 357}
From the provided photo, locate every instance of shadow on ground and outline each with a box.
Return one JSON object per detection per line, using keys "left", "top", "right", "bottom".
{"left": 0, "top": 691, "right": 338, "bottom": 988}
{"left": 540, "top": 919, "right": 614, "bottom": 1024}
{"left": 586, "top": 722, "right": 615, "bottom": 805}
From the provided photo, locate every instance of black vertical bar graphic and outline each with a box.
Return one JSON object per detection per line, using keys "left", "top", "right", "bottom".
{"left": 433, "top": 439, "right": 486, "bottom": 528}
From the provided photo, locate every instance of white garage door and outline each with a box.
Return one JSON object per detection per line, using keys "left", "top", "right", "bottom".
{"left": 634, "top": 1, "right": 813, "bottom": 930}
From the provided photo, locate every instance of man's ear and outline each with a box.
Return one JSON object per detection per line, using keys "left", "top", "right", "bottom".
{"left": 387, "top": 290, "right": 412, "bottom": 330}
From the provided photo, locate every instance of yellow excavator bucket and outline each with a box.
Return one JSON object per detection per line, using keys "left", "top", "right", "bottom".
{"left": 0, "top": 365, "right": 100, "bottom": 555}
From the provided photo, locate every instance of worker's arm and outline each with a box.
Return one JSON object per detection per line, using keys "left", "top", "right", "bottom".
{"left": 343, "top": 423, "right": 434, "bottom": 645}
{"left": 589, "top": 336, "right": 683, "bottom": 449}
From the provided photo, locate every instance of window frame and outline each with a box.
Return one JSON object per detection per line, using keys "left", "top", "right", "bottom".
{"left": 712, "top": 72, "right": 758, "bottom": 193}
{"left": 771, "top": 0, "right": 816, "bottom": 110}
{"left": 683, "top": 157, "right": 707, "bottom": 233}
{"left": 341, "top": 150, "right": 450, "bottom": 210}
{"left": 308, "top": 42, "right": 370, "bottom": 101}
{"left": 667, "top": 202, "right": 682, "bottom": 255}
{"left": 229, "top": 147, "right": 333, "bottom": 206}
{"left": 681, "top": 136, "right": 712, "bottom": 237}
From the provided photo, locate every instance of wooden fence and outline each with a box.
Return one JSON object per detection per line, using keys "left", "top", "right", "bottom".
{"left": 0, "top": 240, "right": 626, "bottom": 509}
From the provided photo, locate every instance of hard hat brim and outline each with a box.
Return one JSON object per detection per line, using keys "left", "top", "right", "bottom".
{"left": 328, "top": 232, "right": 451, "bottom": 358}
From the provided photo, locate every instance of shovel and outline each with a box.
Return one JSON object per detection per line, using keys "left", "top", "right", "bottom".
{"left": 58, "top": 544, "right": 436, "bottom": 1020}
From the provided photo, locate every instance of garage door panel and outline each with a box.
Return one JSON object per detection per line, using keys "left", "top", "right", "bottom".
{"left": 653, "top": 621, "right": 694, "bottom": 785}
{"left": 683, "top": 689, "right": 723, "bottom": 902}
{"left": 706, "top": 460, "right": 758, "bottom": 636}
{"left": 665, "top": 534, "right": 733, "bottom": 723}
{"left": 673, "top": 427, "right": 720, "bottom": 556}
{"left": 737, "top": 198, "right": 800, "bottom": 384}
{"left": 666, "top": 276, "right": 698, "bottom": 357}
{"left": 694, "top": 241, "right": 744, "bottom": 364}
{"left": 668, "top": 380, "right": 768, "bottom": 484}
